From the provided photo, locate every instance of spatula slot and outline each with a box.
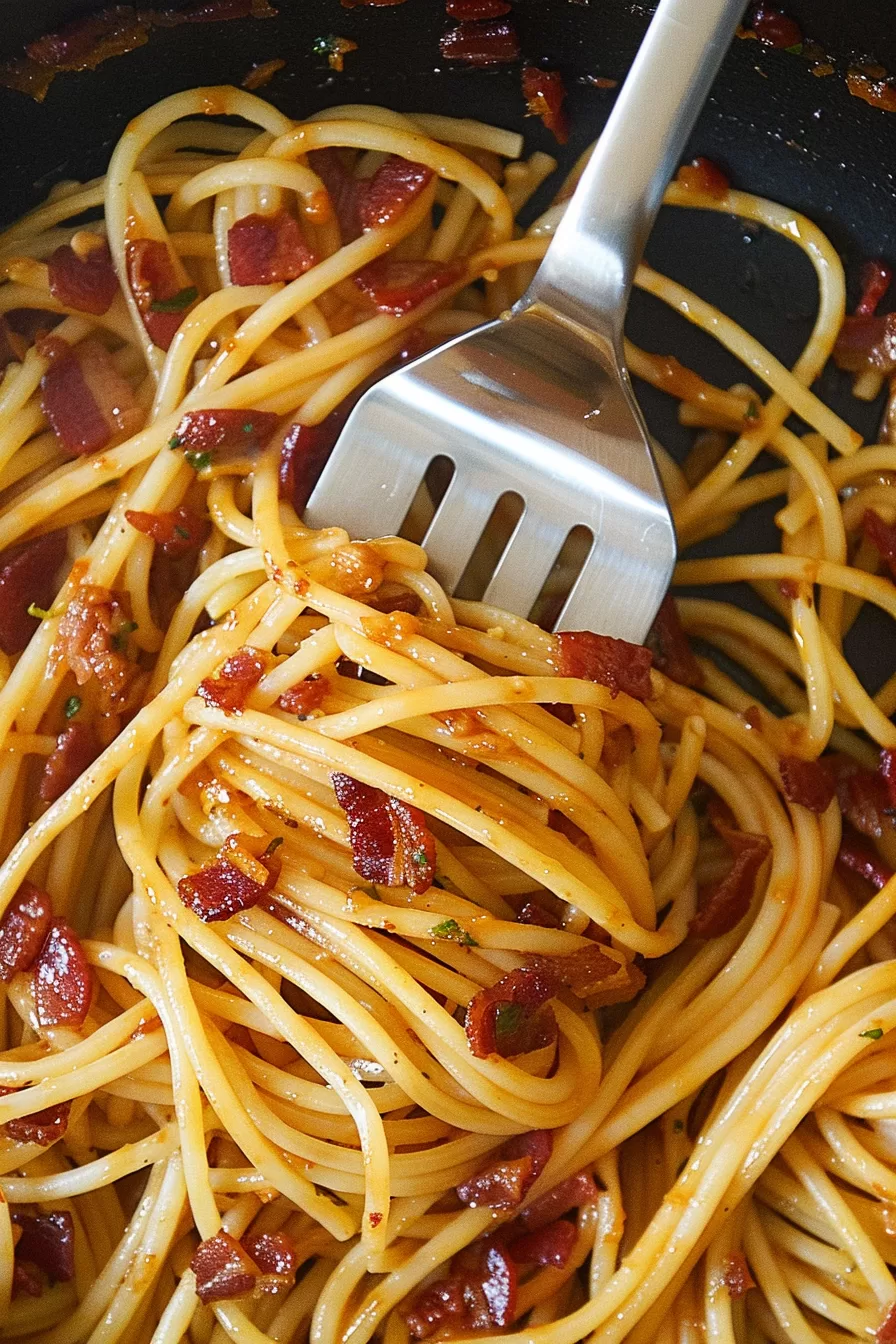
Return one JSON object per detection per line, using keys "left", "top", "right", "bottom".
{"left": 453, "top": 491, "right": 525, "bottom": 601}
{"left": 398, "top": 455, "right": 455, "bottom": 544}
{"left": 528, "top": 524, "right": 594, "bottom": 630}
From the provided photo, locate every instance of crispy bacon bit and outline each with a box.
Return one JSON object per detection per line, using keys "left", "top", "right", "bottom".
{"left": 779, "top": 755, "right": 836, "bottom": 813}
{"left": 48, "top": 240, "right": 118, "bottom": 315}
{"left": 27, "top": 8, "right": 149, "bottom": 68}
{"left": 332, "top": 773, "right": 436, "bottom": 894}
{"left": 12, "top": 1212, "right": 75, "bottom": 1283}
{"left": 521, "top": 68, "right": 569, "bottom": 144}
{"left": 779, "top": 578, "right": 800, "bottom": 600}
{"left": 0, "top": 883, "right": 53, "bottom": 984}
{"left": 40, "top": 722, "right": 100, "bottom": 805}
{"left": 41, "top": 337, "right": 142, "bottom": 457}
{"left": 689, "top": 812, "right": 771, "bottom": 939}
{"left": 161, "top": 1, "right": 277, "bottom": 23}
{"left": 242, "top": 57, "right": 286, "bottom": 89}
{"left": 531, "top": 943, "right": 645, "bottom": 1007}
{"left": 510, "top": 1219, "right": 577, "bottom": 1268}
{"left": 33, "top": 919, "right": 93, "bottom": 1028}
{"left": 125, "top": 506, "right": 208, "bottom": 558}
{"left": 447, "top": 0, "right": 510, "bottom": 16}
{"left": 191, "top": 1230, "right": 259, "bottom": 1305}
{"left": 355, "top": 258, "right": 463, "bottom": 315}
{"left": 882, "top": 750, "right": 896, "bottom": 808}
{"left": 863, "top": 510, "right": 896, "bottom": 580}
{"left": 675, "top": 156, "right": 730, "bottom": 198}
{"left": 722, "top": 1252, "right": 755, "bottom": 1298}
{"left": 517, "top": 901, "right": 561, "bottom": 928}
{"left": 12, "top": 1261, "right": 43, "bottom": 1297}
{"left": 0, "top": 530, "right": 67, "bottom": 656}
{"left": 748, "top": 3, "right": 802, "bottom": 48}
{"left": 199, "top": 647, "right": 269, "bottom": 713}
{"left": 278, "top": 421, "right": 336, "bottom": 514}
{"left": 308, "top": 148, "right": 363, "bottom": 242}
{"left": 439, "top": 18, "right": 520, "bottom": 65}
{"left": 241, "top": 1230, "right": 299, "bottom": 1290}
{"left": 856, "top": 260, "right": 893, "bottom": 317}
{"left": 172, "top": 408, "right": 278, "bottom": 471}
{"left": 404, "top": 1238, "right": 517, "bottom": 1339}
{"left": 359, "top": 157, "right": 434, "bottom": 230}
{"left": 878, "top": 1303, "right": 896, "bottom": 1343}
{"left": 833, "top": 314, "right": 896, "bottom": 376}
{"left": 178, "top": 832, "right": 281, "bottom": 923}
{"left": 457, "top": 1131, "right": 553, "bottom": 1210}
{"left": 54, "top": 585, "right": 138, "bottom": 711}
{"left": 645, "top": 595, "right": 704, "bottom": 687}
{"left": 556, "top": 629, "right": 653, "bottom": 701}
{"left": 518, "top": 1171, "right": 599, "bottom": 1231}
{"left": 847, "top": 71, "right": 896, "bottom": 115}
{"left": 836, "top": 828, "right": 893, "bottom": 891}
{"left": 833, "top": 755, "right": 895, "bottom": 839}
{"left": 465, "top": 967, "right": 558, "bottom": 1060}
{"left": 278, "top": 676, "right": 327, "bottom": 717}
{"left": 126, "top": 238, "right": 195, "bottom": 350}
{"left": 227, "top": 210, "right": 316, "bottom": 286}
{"left": 3, "top": 1094, "right": 71, "bottom": 1146}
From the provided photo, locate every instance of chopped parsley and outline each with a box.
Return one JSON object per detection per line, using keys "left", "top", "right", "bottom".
{"left": 494, "top": 1002, "right": 524, "bottom": 1039}
{"left": 112, "top": 620, "right": 138, "bottom": 650}
{"left": 63, "top": 696, "right": 81, "bottom": 720}
{"left": 150, "top": 286, "right": 198, "bottom": 313}
{"left": 861, "top": 1027, "right": 884, "bottom": 1041}
{"left": 430, "top": 917, "right": 478, "bottom": 947}
{"left": 745, "top": 399, "right": 760, "bottom": 420}
{"left": 263, "top": 836, "right": 284, "bottom": 858}
{"left": 242, "top": 422, "right": 254, "bottom": 434}
{"left": 784, "top": 42, "right": 803, "bottom": 54}
{"left": 168, "top": 434, "right": 184, "bottom": 450}
{"left": 26, "top": 602, "right": 52, "bottom": 620}
{"left": 174, "top": 525, "right": 192, "bottom": 540}
{"left": 313, "top": 34, "right": 358, "bottom": 72}
{"left": 185, "top": 450, "right": 212, "bottom": 473}
{"left": 673, "top": 1119, "right": 684, "bottom": 1133}
{"left": 412, "top": 848, "right": 430, "bottom": 868}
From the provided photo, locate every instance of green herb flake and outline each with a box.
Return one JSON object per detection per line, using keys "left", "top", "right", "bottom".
{"left": 861, "top": 1027, "right": 884, "bottom": 1041}
{"left": 174, "top": 525, "right": 192, "bottom": 540}
{"left": 495, "top": 1002, "right": 524, "bottom": 1039}
{"left": 63, "top": 695, "right": 81, "bottom": 720}
{"left": 185, "top": 450, "right": 212, "bottom": 473}
{"left": 112, "top": 620, "right": 138, "bottom": 651}
{"left": 412, "top": 848, "right": 429, "bottom": 868}
{"left": 430, "top": 917, "right": 478, "bottom": 947}
{"left": 263, "top": 836, "right": 284, "bottom": 858}
{"left": 673, "top": 1119, "right": 684, "bottom": 1133}
{"left": 784, "top": 42, "right": 803, "bottom": 54}
{"left": 745, "top": 399, "right": 760, "bottom": 420}
{"left": 242, "top": 422, "right": 254, "bottom": 434}
{"left": 168, "top": 434, "right": 184, "bottom": 450}
{"left": 150, "top": 286, "right": 198, "bottom": 313}
{"left": 26, "top": 602, "right": 52, "bottom": 620}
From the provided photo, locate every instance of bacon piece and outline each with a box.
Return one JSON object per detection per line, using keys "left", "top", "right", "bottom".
{"left": 12, "top": 1261, "right": 43, "bottom": 1297}
{"left": 126, "top": 238, "right": 195, "bottom": 350}
{"left": 878, "top": 1303, "right": 896, "bottom": 1344}
{"left": 0, "top": 881, "right": 53, "bottom": 981}
{"left": 332, "top": 773, "right": 436, "bottom": 894}
{"left": 354, "top": 257, "right": 463, "bottom": 315}
{"left": 41, "top": 336, "right": 142, "bottom": 456}
{"left": 517, "top": 901, "right": 561, "bottom": 928}
{"left": 556, "top": 629, "right": 653, "bottom": 701}
{"left": 863, "top": 509, "right": 896, "bottom": 580}
{"left": 457, "top": 1130, "right": 553, "bottom": 1210}
{"left": 675, "top": 156, "right": 730, "bottom": 198}
{"left": 33, "top": 919, "right": 93, "bottom": 1027}
{"left": 279, "top": 420, "right": 340, "bottom": 513}
{"left": 227, "top": 210, "right": 316, "bottom": 285}
{"left": 446, "top": 0, "right": 510, "bottom": 16}
{"left": 882, "top": 750, "right": 896, "bottom": 809}
{"left": 359, "top": 157, "right": 434, "bottom": 230}
{"left": 191, "top": 1230, "right": 259, "bottom": 1305}
{"left": 439, "top": 18, "right": 520, "bottom": 65}
{"left": 530, "top": 943, "right": 645, "bottom": 1008}
{"left": 40, "top": 722, "right": 101, "bottom": 805}
{"left": 510, "top": 1219, "right": 577, "bottom": 1269}
{"left": 155, "top": 1, "right": 278, "bottom": 23}
{"left": 26, "top": 8, "right": 148, "bottom": 69}
{"left": 11, "top": 1212, "right": 75, "bottom": 1283}
{"left": 722, "top": 1252, "right": 755, "bottom": 1299}
{"left": 856, "top": 260, "right": 893, "bottom": 317}
{"left": 308, "top": 148, "right": 363, "bottom": 242}
{"left": 748, "top": 3, "right": 802, "bottom": 48}
{"left": 241, "top": 1230, "right": 299, "bottom": 1290}
{"left": 832, "top": 755, "right": 895, "bottom": 839}
{"left": 465, "top": 966, "right": 558, "bottom": 1060}
{"left": 836, "top": 828, "right": 893, "bottom": 892}
{"left": 54, "top": 585, "right": 138, "bottom": 711}
{"left": 518, "top": 1171, "right": 599, "bottom": 1231}
{"left": 172, "top": 408, "right": 278, "bottom": 471}
{"left": 645, "top": 595, "right": 703, "bottom": 687}
{"left": 48, "top": 241, "right": 118, "bottom": 315}
{"left": 178, "top": 832, "right": 281, "bottom": 923}
{"left": 779, "top": 755, "right": 836, "bottom": 813}
{"left": 833, "top": 313, "right": 896, "bottom": 376}
{"left": 278, "top": 675, "right": 327, "bottom": 717}
{"left": 2, "top": 1094, "right": 71, "bottom": 1146}
{"left": 521, "top": 68, "right": 569, "bottom": 144}
{"left": 0, "top": 530, "right": 67, "bottom": 656}
{"left": 125, "top": 505, "right": 208, "bottom": 558}
{"left": 404, "top": 1238, "right": 517, "bottom": 1339}
{"left": 199, "top": 647, "right": 269, "bottom": 713}
{"left": 689, "top": 814, "right": 771, "bottom": 939}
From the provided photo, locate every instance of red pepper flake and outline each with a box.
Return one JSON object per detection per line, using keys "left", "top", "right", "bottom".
{"left": 517, "top": 1171, "right": 599, "bottom": 1231}
{"left": 878, "top": 1302, "right": 896, "bottom": 1343}
{"left": 779, "top": 755, "right": 836, "bottom": 813}
{"left": 332, "top": 772, "right": 436, "bottom": 894}
{"left": 722, "top": 1252, "right": 755, "bottom": 1298}
{"left": 227, "top": 210, "right": 316, "bottom": 285}
{"left": 675, "top": 156, "right": 730, "bottom": 199}
{"left": 33, "top": 919, "right": 93, "bottom": 1027}
{"left": 125, "top": 505, "right": 208, "bottom": 558}
{"left": 48, "top": 240, "right": 118, "bottom": 315}
{"left": 446, "top": 0, "right": 510, "bottom": 16}
{"left": 863, "top": 509, "right": 896, "bottom": 580}
{"left": 354, "top": 257, "right": 464, "bottom": 315}
{"left": 40, "top": 336, "right": 142, "bottom": 457}
{"left": 403, "top": 1238, "right": 517, "bottom": 1339}
{"left": 1, "top": 1090, "right": 71, "bottom": 1146}
{"left": 439, "top": 18, "right": 520, "bottom": 66}
{"left": 12, "top": 1211, "right": 75, "bottom": 1283}
{"left": 836, "top": 828, "right": 893, "bottom": 891}
{"left": 465, "top": 966, "right": 558, "bottom": 1060}
{"left": 0, "top": 881, "right": 53, "bottom": 982}
{"left": 689, "top": 810, "right": 771, "bottom": 939}
{"left": 191, "top": 1230, "right": 260, "bottom": 1304}
{"left": 645, "top": 595, "right": 704, "bottom": 687}
{"left": 199, "top": 647, "right": 270, "bottom": 713}
{"left": 277, "top": 675, "right": 327, "bottom": 718}
{"left": 40, "top": 721, "right": 101, "bottom": 805}
{"left": 521, "top": 68, "right": 569, "bottom": 144}
{"left": 179, "top": 833, "right": 282, "bottom": 923}
{"left": 240, "top": 1229, "right": 299, "bottom": 1290}
{"left": 359, "top": 157, "right": 434, "bottom": 230}
{"left": 368, "top": 1212, "right": 383, "bottom": 1228}
{"left": 555, "top": 629, "right": 653, "bottom": 701}
{"left": 457, "top": 1130, "right": 552, "bottom": 1210}
{"left": 832, "top": 754, "right": 896, "bottom": 839}
{"left": 748, "top": 4, "right": 802, "bottom": 49}
{"left": 0, "top": 529, "right": 67, "bottom": 656}
{"left": 509, "top": 1218, "right": 577, "bottom": 1268}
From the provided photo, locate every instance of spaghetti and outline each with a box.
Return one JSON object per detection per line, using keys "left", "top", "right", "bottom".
{"left": 0, "top": 87, "right": 893, "bottom": 1344}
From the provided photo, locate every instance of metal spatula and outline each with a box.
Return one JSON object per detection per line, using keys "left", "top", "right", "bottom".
{"left": 305, "top": 0, "right": 746, "bottom": 642}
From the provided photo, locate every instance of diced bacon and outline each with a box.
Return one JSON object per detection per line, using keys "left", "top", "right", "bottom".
{"left": 856, "top": 260, "right": 893, "bottom": 317}
{"left": 517, "top": 1171, "right": 600, "bottom": 1232}
{"left": 465, "top": 966, "right": 559, "bottom": 1060}
{"left": 278, "top": 675, "right": 327, "bottom": 717}
{"left": 645, "top": 595, "right": 704, "bottom": 687}
{"left": 198, "top": 647, "right": 269, "bottom": 713}
{"left": 279, "top": 420, "right": 338, "bottom": 514}
{"left": 530, "top": 943, "right": 645, "bottom": 1008}
{"left": 191, "top": 1230, "right": 259, "bottom": 1305}
{"left": 155, "top": 1, "right": 278, "bottom": 24}
{"left": 832, "top": 755, "right": 895, "bottom": 839}
{"left": 241, "top": 1230, "right": 299, "bottom": 1290}
{"left": 675, "top": 156, "right": 730, "bottom": 198}
{"left": 509, "top": 1219, "right": 577, "bottom": 1269}
{"left": 179, "top": 832, "right": 281, "bottom": 923}
{"left": 359, "top": 157, "right": 434, "bottom": 230}
{"left": 308, "top": 148, "right": 363, "bottom": 242}
{"left": 836, "top": 829, "right": 893, "bottom": 891}
{"left": 126, "top": 238, "right": 195, "bottom": 350}
{"left": 12, "top": 1262, "right": 43, "bottom": 1297}
{"left": 722, "top": 1252, "right": 755, "bottom": 1299}
{"left": 0, "top": 529, "right": 67, "bottom": 656}
{"left": 748, "top": 3, "right": 802, "bottom": 48}
{"left": 33, "top": 919, "right": 93, "bottom": 1027}
{"left": 354, "top": 257, "right": 463, "bottom": 315}
{"left": 457, "top": 1130, "right": 553, "bottom": 1209}
{"left": 0, "top": 881, "right": 53, "bottom": 981}
{"left": 40, "top": 336, "right": 142, "bottom": 456}
{"left": 404, "top": 1238, "right": 517, "bottom": 1339}
{"left": 833, "top": 314, "right": 896, "bottom": 376}
{"left": 878, "top": 1302, "right": 896, "bottom": 1343}
{"left": 53, "top": 585, "right": 138, "bottom": 711}
{"left": 40, "top": 722, "right": 101, "bottom": 805}
{"left": 2, "top": 1092, "right": 71, "bottom": 1146}
{"left": 863, "top": 509, "right": 896, "bottom": 580}
{"left": 227, "top": 210, "right": 316, "bottom": 285}
{"left": 332, "top": 772, "right": 436, "bottom": 894}
{"left": 48, "top": 240, "right": 118, "bottom": 315}
{"left": 172, "top": 408, "right": 278, "bottom": 470}
{"left": 439, "top": 18, "right": 520, "bottom": 65}
{"left": 517, "top": 901, "right": 561, "bottom": 928}
{"left": 446, "top": 0, "right": 510, "bottom": 16}
{"left": 521, "top": 67, "right": 569, "bottom": 144}
{"left": 26, "top": 9, "right": 148, "bottom": 68}
{"left": 11, "top": 1212, "right": 75, "bottom": 1283}
{"left": 125, "top": 505, "right": 208, "bottom": 558}
{"left": 689, "top": 813, "right": 771, "bottom": 939}
{"left": 779, "top": 755, "right": 836, "bottom": 813}
{"left": 555, "top": 630, "right": 653, "bottom": 701}
{"left": 882, "top": 750, "right": 896, "bottom": 809}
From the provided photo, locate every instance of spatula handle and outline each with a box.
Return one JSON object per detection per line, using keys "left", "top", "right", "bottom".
{"left": 526, "top": 0, "right": 746, "bottom": 346}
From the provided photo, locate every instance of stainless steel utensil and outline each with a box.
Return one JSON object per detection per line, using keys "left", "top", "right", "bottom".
{"left": 306, "top": 0, "right": 746, "bottom": 642}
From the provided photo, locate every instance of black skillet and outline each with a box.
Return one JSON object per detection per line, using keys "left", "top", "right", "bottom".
{"left": 1, "top": 0, "right": 894, "bottom": 691}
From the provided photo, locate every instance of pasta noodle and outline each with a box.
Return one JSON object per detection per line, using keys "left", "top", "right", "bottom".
{"left": 0, "top": 86, "right": 894, "bottom": 1344}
